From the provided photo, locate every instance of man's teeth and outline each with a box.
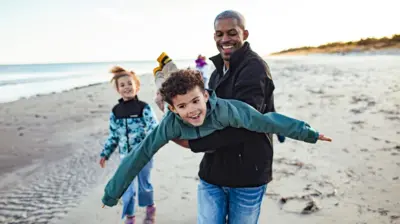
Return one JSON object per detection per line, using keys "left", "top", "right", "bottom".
{"left": 222, "top": 45, "right": 233, "bottom": 49}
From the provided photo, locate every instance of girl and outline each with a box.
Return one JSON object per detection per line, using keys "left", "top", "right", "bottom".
{"left": 99, "top": 66, "right": 158, "bottom": 224}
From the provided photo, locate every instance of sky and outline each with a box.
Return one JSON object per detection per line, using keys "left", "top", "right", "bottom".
{"left": 0, "top": 0, "right": 398, "bottom": 64}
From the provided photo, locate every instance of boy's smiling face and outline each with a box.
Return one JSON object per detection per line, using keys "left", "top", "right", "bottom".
{"left": 169, "top": 86, "right": 209, "bottom": 126}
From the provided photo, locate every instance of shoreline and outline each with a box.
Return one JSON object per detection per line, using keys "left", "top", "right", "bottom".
{"left": 0, "top": 73, "right": 153, "bottom": 105}
{"left": 1, "top": 81, "right": 107, "bottom": 105}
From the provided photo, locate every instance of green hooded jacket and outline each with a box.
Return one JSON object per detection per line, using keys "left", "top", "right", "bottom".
{"left": 102, "top": 90, "right": 319, "bottom": 206}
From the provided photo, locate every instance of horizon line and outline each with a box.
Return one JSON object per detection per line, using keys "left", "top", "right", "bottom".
{"left": 0, "top": 58, "right": 199, "bottom": 66}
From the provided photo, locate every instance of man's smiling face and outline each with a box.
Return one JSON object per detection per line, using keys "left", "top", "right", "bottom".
{"left": 214, "top": 18, "right": 249, "bottom": 62}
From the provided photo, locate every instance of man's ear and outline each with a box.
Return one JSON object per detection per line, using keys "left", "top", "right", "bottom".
{"left": 243, "top": 29, "right": 249, "bottom": 41}
{"left": 168, "top": 104, "right": 177, "bottom": 113}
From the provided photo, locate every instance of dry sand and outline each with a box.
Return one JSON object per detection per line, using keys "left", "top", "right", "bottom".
{"left": 0, "top": 56, "right": 399, "bottom": 224}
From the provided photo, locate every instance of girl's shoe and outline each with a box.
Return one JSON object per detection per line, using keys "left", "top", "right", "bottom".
{"left": 125, "top": 216, "right": 135, "bottom": 224}
{"left": 144, "top": 205, "right": 156, "bottom": 224}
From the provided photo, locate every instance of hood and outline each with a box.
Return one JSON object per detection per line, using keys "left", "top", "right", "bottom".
{"left": 205, "top": 89, "right": 218, "bottom": 116}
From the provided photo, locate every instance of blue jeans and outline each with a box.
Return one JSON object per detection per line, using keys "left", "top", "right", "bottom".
{"left": 121, "top": 158, "right": 154, "bottom": 218}
{"left": 197, "top": 179, "right": 267, "bottom": 224}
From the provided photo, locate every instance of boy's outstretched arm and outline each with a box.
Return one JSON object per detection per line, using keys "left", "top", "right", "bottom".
{"left": 102, "top": 113, "right": 180, "bottom": 207}
{"left": 226, "top": 99, "right": 331, "bottom": 143}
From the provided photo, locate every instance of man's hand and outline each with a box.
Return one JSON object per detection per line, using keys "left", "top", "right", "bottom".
{"left": 99, "top": 157, "right": 106, "bottom": 168}
{"left": 172, "top": 139, "right": 190, "bottom": 148}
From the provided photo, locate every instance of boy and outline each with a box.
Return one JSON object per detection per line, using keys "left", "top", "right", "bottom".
{"left": 101, "top": 69, "right": 331, "bottom": 207}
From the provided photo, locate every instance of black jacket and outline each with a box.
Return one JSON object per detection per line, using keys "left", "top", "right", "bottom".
{"left": 112, "top": 96, "right": 148, "bottom": 120}
{"left": 188, "top": 42, "right": 276, "bottom": 187}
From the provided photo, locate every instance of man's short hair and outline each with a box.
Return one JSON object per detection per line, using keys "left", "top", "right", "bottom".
{"left": 214, "top": 10, "right": 246, "bottom": 29}
{"left": 159, "top": 69, "right": 205, "bottom": 105}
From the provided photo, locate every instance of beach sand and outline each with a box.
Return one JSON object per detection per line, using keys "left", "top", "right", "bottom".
{"left": 1, "top": 57, "right": 400, "bottom": 224}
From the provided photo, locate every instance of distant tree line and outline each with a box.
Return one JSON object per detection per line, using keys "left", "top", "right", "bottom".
{"left": 273, "top": 34, "right": 400, "bottom": 54}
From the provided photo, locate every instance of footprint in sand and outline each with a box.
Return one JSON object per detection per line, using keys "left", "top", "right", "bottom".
{"left": 350, "top": 108, "right": 366, "bottom": 114}
{"left": 350, "top": 121, "right": 366, "bottom": 128}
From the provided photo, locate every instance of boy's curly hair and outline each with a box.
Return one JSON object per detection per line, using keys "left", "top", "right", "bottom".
{"left": 159, "top": 69, "right": 205, "bottom": 105}
{"left": 109, "top": 66, "right": 141, "bottom": 92}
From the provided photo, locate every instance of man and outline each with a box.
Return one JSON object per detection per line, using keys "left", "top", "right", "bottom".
{"left": 186, "top": 10, "right": 282, "bottom": 223}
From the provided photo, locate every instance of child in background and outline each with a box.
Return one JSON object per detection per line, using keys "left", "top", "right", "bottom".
{"left": 195, "top": 54, "right": 208, "bottom": 87}
{"left": 99, "top": 66, "right": 158, "bottom": 224}
{"left": 152, "top": 52, "right": 179, "bottom": 112}
{"left": 101, "top": 69, "right": 332, "bottom": 208}
{"left": 195, "top": 54, "right": 207, "bottom": 68}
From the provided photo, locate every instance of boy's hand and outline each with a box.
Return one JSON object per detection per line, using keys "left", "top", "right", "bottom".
{"left": 99, "top": 157, "right": 106, "bottom": 168}
{"left": 318, "top": 134, "right": 332, "bottom": 142}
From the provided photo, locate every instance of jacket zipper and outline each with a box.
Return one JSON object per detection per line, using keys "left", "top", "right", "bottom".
{"left": 196, "top": 127, "right": 200, "bottom": 138}
{"left": 125, "top": 118, "right": 130, "bottom": 153}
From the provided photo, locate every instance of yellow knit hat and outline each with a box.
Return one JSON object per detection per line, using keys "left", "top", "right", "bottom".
{"left": 157, "top": 52, "right": 172, "bottom": 67}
